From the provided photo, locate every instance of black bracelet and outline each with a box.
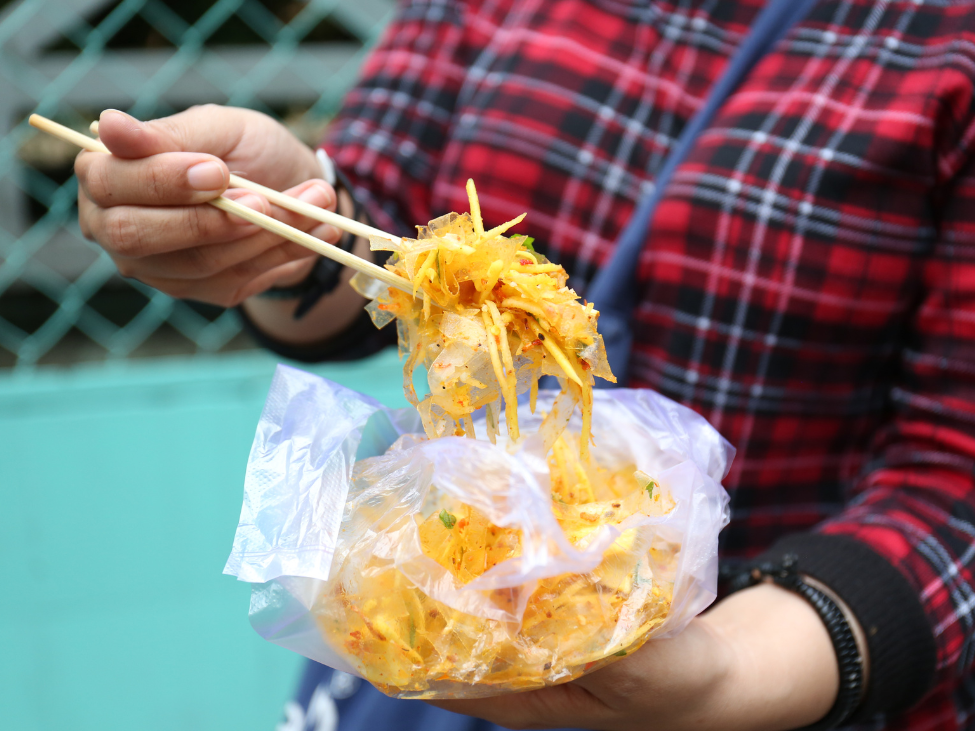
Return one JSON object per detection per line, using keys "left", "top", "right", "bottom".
{"left": 726, "top": 554, "right": 864, "bottom": 730}
{"left": 256, "top": 165, "right": 364, "bottom": 319}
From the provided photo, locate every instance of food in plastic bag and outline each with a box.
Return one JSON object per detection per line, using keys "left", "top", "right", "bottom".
{"left": 225, "top": 183, "right": 731, "bottom": 698}
{"left": 351, "top": 180, "right": 614, "bottom": 456}
{"left": 225, "top": 366, "right": 732, "bottom": 699}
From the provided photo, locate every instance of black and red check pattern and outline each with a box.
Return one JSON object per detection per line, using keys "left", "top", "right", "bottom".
{"left": 321, "top": 0, "right": 975, "bottom": 726}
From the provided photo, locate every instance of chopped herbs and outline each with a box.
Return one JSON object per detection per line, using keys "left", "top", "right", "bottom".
{"left": 522, "top": 237, "right": 535, "bottom": 252}
{"left": 409, "top": 617, "right": 416, "bottom": 648}
{"left": 439, "top": 509, "right": 457, "bottom": 529}
{"left": 614, "top": 649, "right": 627, "bottom": 656}
{"left": 633, "top": 469, "right": 657, "bottom": 498}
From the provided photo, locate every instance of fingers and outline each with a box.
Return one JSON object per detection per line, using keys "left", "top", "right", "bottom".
{"left": 84, "top": 180, "right": 335, "bottom": 259}
{"left": 80, "top": 177, "right": 340, "bottom": 306}
{"left": 81, "top": 106, "right": 298, "bottom": 210}
{"left": 139, "top": 247, "right": 320, "bottom": 309}
{"left": 78, "top": 181, "right": 93, "bottom": 240}
{"left": 79, "top": 181, "right": 337, "bottom": 259}
{"left": 77, "top": 149, "right": 229, "bottom": 207}
{"left": 96, "top": 106, "right": 324, "bottom": 195}
{"left": 427, "top": 683, "right": 608, "bottom": 731}
{"left": 83, "top": 190, "right": 266, "bottom": 258}
{"left": 131, "top": 222, "right": 334, "bottom": 282}
{"left": 267, "top": 178, "right": 339, "bottom": 230}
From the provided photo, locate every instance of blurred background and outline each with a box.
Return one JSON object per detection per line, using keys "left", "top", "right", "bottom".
{"left": 0, "top": 1, "right": 405, "bottom": 728}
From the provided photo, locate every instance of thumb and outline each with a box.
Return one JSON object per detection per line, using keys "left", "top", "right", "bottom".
{"left": 97, "top": 109, "right": 177, "bottom": 159}
{"left": 98, "top": 106, "right": 244, "bottom": 160}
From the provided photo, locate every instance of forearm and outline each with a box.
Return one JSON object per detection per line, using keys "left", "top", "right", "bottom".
{"left": 240, "top": 187, "right": 369, "bottom": 344}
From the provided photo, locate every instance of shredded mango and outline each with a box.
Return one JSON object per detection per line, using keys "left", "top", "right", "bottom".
{"left": 316, "top": 439, "right": 678, "bottom": 697}
{"left": 353, "top": 179, "right": 616, "bottom": 453}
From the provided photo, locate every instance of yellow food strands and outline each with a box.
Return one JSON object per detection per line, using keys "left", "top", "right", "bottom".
{"left": 352, "top": 180, "right": 615, "bottom": 457}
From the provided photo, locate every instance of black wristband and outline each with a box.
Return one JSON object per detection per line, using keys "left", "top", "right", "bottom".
{"left": 256, "top": 165, "right": 364, "bottom": 319}
{"left": 726, "top": 554, "right": 864, "bottom": 731}
{"left": 754, "top": 533, "right": 936, "bottom": 719}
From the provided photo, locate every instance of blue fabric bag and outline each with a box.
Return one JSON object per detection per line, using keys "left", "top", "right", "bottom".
{"left": 275, "top": 1, "right": 817, "bottom": 728}
{"left": 588, "top": 0, "right": 819, "bottom": 385}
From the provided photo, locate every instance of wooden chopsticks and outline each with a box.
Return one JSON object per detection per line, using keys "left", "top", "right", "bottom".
{"left": 28, "top": 114, "right": 411, "bottom": 295}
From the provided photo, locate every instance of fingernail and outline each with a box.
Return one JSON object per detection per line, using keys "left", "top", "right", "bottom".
{"left": 187, "top": 161, "right": 226, "bottom": 191}
{"left": 230, "top": 194, "right": 264, "bottom": 224}
{"left": 270, "top": 257, "right": 318, "bottom": 288}
{"left": 236, "top": 194, "right": 263, "bottom": 209}
{"left": 298, "top": 183, "right": 332, "bottom": 207}
{"left": 101, "top": 109, "right": 134, "bottom": 125}
{"left": 316, "top": 224, "right": 340, "bottom": 243}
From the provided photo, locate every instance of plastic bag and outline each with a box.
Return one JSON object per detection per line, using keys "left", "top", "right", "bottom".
{"left": 224, "top": 364, "right": 732, "bottom": 699}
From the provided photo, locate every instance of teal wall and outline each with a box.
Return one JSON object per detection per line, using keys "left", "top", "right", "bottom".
{"left": 0, "top": 350, "right": 407, "bottom": 731}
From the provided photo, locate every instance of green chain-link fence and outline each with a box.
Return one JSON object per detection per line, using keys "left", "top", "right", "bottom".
{"left": 0, "top": 0, "right": 393, "bottom": 370}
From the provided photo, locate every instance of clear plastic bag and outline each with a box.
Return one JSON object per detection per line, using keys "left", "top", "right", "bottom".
{"left": 224, "top": 364, "right": 732, "bottom": 699}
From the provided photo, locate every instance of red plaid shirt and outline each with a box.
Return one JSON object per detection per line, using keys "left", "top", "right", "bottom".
{"left": 321, "top": 0, "right": 975, "bottom": 727}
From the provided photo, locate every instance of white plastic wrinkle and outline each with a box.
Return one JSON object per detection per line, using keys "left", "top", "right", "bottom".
{"left": 225, "top": 363, "right": 733, "bottom": 678}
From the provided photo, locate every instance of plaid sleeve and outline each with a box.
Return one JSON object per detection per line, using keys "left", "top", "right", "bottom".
{"left": 826, "top": 142, "right": 975, "bottom": 691}
{"left": 763, "top": 119, "right": 975, "bottom": 721}
{"left": 320, "top": 0, "right": 475, "bottom": 236}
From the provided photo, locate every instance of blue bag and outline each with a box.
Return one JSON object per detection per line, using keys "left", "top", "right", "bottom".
{"left": 588, "top": 0, "right": 819, "bottom": 385}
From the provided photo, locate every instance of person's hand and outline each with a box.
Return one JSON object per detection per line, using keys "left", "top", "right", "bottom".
{"left": 429, "top": 584, "right": 840, "bottom": 731}
{"left": 76, "top": 106, "right": 338, "bottom": 308}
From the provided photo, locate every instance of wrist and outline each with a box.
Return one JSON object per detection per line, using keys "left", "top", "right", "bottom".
{"left": 699, "top": 583, "right": 839, "bottom": 731}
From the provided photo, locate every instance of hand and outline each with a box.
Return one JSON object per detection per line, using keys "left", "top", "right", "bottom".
{"left": 429, "top": 584, "right": 840, "bottom": 731}
{"left": 76, "top": 106, "right": 339, "bottom": 307}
